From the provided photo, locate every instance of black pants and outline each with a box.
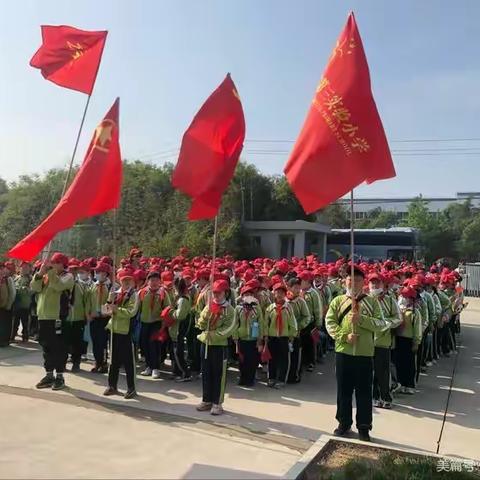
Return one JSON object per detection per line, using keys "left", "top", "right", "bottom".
{"left": 63, "top": 321, "right": 86, "bottom": 365}
{"left": 448, "top": 315, "right": 457, "bottom": 350}
{"left": 90, "top": 317, "right": 109, "bottom": 366}
{"left": 373, "top": 347, "right": 392, "bottom": 403}
{"left": 432, "top": 326, "right": 439, "bottom": 359}
{"left": 30, "top": 315, "right": 39, "bottom": 337}
{"left": 140, "top": 322, "right": 162, "bottom": 369}
{"left": 38, "top": 320, "right": 68, "bottom": 374}
{"left": 108, "top": 333, "right": 135, "bottom": 391}
{"left": 268, "top": 337, "right": 290, "bottom": 383}
{"left": 301, "top": 323, "right": 315, "bottom": 366}
{"left": 187, "top": 317, "right": 201, "bottom": 373}
{"left": 201, "top": 344, "right": 227, "bottom": 405}
{"left": 170, "top": 321, "right": 190, "bottom": 378}
{"left": 287, "top": 337, "right": 302, "bottom": 384}
{"left": 0, "top": 308, "right": 13, "bottom": 346}
{"left": 12, "top": 308, "right": 30, "bottom": 340}
{"left": 238, "top": 340, "right": 259, "bottom": 386}
{"left": 335, "top": 352, "right": 373, "bottom": 431}
{"left": 395, "top": 336, "right": 416, "bottom": 388}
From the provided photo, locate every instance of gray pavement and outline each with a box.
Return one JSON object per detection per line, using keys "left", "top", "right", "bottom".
{"left": 0, "top": 298, "right": 479, "bottom": 478}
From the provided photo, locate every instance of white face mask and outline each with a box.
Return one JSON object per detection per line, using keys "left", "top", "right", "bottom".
{"left": 369, "top": 288, "right": 383, "bottom": 297}
{"left": 242, "top": 295, "right": 258, "bottom": 305}
{"left": 78, "top": 272, "right": 89, "bottom": 282}
{"left": 96, "top": 272, "right": 107, "bottom": 282}
{"left": 345, "top": 287, "right": 352, "bottom": 297}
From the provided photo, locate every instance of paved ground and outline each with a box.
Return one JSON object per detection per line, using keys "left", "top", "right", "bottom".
{"left": 0, "top": 298, "right": 479, "bottom": 478}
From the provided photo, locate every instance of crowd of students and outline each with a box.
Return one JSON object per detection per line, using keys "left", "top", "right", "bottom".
{"left": 0, "top": 249, "right": 465, "bottom": 438}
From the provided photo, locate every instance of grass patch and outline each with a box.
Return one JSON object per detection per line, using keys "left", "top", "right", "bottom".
{"left": 302, "top": 441, "right": 479, "bottom": 479}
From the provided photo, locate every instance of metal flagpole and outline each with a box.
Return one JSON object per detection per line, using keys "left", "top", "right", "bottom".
{"left": 205, "top": 215, "right": 219, "bottom": 360}
{"left": 108, "top": 208, "right": 118, "bottom": 372}
{"left": 350, "top": 189, "right": 358, "bottom": 355}
{"left": 42, "top": 94, "right": 92, "bottom": 260}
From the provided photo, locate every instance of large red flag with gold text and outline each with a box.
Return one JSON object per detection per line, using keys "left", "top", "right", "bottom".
{"left": 172, "top": 74, "right": 245, "bottom": 220}
{"left": 30, "top": 25, "right": 107, "bottom": 94}
{"left": 7, "top": 99, "right": 122, "bottom": 261}
{"left": 284, "top": 12, "right": 395, "bottom": 214}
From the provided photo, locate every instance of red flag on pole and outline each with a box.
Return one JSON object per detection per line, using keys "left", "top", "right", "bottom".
{"left": 284, "top": 12, "right": 395, "bottom": 214}
{"left": 7, "top": 99, "right": 122, "bottom": 261}
{"left": 172, "top": 74, "right": 246, "bottom": 220}
{"left": 30, "top": 25, "right": 107, "bottom": 95}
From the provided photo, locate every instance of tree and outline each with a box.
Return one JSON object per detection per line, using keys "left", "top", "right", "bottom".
{"left": 317, "top": 202, "right": 350, "bottom": 228}
{"left": 459, "top": 213, "right": 480, "bottom": 261}
{"left": 356, "top": 207, "right": 399, "bottom": 229}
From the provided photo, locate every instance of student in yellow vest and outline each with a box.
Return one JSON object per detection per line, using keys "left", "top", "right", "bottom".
{"left": 233, "top": 283, "right": 264, "bottom": 387}
{"left": 286, "top": 277, "right": 310, "bottom": 383}
{"left": 196, "top": 279, "right": 236, "bottom": 415}
{"left": 65, "top": 261, "right": 93, "bottom": 373}
{"left": 367, "top": 273, "right": 402, "bottom": 409}
{"left": 326, "top": 266, "right": 387, "bottom": 442}
{"left": 0, "top": 262, "right": 16, "bottom": 347}
{"left": 395, "top": 285, "right": 423, "bottom": 395}
{"left": 264, "top": 283, "right": 298, "bottom": 389}
{"left": 31, "top": 253, "right": 74, "bottom": 391}
{"left": 104, "top": 269, "right": 139, "bottom": 399}
{"left": 167, "top": 277, "right": 192, "bottom": 382}
{"left": 190, "top": 268, "right": 210, "bottom": 376}
{"left": 138, "top": 271, "right": 165, "bottom": 379}
{"left": 89, "top": 262, "right": 112, "bottom": 373}
{"left": 299, "top": 271, "right": 322, "bottom": 372}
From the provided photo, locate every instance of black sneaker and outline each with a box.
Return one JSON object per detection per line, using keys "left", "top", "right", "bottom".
{"left": 333, "top": 424, "right": 351, "bottom": 437}
{"left": 103, "top": 387, "right": 120, "bottom": 396}
{"left": 52, "top": 376, "right": 66, "bottom": 391}
{"left": 306, "top": 364, "right": 314, "bottom": 372}
{"left": 358, "top": 429, "right": 371, "bottom": 442}
{"left": 71, "top": 363, "right": 80, "bottom": 373}
{"left": 36, "top": 375, "right": 55, "bottom": 389}
{"left": 124, "top": 389, "right": 137, "bottom": 399}
{"left": 98, "top": 364, "right": 109, "bottom": 374}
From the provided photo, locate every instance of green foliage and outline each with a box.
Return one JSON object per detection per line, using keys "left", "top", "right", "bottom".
{"left": 317, "top": 203, "right": 350, "bottom": 228}
{"left": 0, "top": 160, "right": 308, "bottom": 259}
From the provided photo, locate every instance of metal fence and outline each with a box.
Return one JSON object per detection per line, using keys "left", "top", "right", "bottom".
{"left": 462, "top": 263, "right": 480, "bottom": 297}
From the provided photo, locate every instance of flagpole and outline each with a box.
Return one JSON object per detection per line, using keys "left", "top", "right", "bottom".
{"left": 42, "top": 94, "right": 92, "bottom": 260}
{"left": 205, "top": 214, "right": 219, "bottom": 360}
{"left": 350, "top": 189, "right": 357, "bottom": 355}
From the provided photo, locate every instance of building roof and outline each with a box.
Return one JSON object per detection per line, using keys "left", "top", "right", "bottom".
{"left": 243, "top": 220, "right": 331, "bottom": 233}
{"left": 332, "top": 227, "right": 417, "bottom": 234}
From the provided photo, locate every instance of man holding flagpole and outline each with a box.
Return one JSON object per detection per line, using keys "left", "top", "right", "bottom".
{"left": 283, "top": 12, "right": 396, "bottom": 441}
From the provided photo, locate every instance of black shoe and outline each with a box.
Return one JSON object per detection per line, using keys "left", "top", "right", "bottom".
{"left": 333, "top": 424, "right": 351, "bottom": 437}
{"left": 98, "top": 364, "right": 109, "bottom": 374}
{"left": 306, "top": 364, "right": 314, "bottom": 372}
{"left": 36, "top": 375, "right": 55, "bottom": 389}
{"left": 124, "top": 389, "right": 137, "bottom": 399}
{"left": 358, "top": 429, "right": 371, "bottom": 442}
{"left": 52, "top": 376, "right": 66, "bottom": 391}
{"left": 71, "top": 363, "right": 80, "bottom": 373}
{"left": 103, "top": 387, "right": 119, "bottom": 396}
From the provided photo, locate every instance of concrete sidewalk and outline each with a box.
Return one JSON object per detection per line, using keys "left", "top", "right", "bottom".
{"left": 0, "top": 298, "right": 478, "bottom": 478}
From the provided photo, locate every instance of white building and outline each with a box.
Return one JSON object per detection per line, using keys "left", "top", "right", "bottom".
{"left": 336, "top": 192, "right": 480, "bottom": 220}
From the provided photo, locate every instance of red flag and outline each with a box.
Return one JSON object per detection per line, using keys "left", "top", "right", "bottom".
{"left": 172, "top": 74, "right": 246, "bottom": 220}
{"left": 7, "top": 99, "right": 122, "bottom": 261}
{"left": 30, "top": 25, "right": 107, "bottom": 95}
{"left": 284, "top": 12, "right": 395, "bottom": 214}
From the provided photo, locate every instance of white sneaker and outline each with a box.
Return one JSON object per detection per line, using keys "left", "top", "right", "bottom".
{"left": 140, "top": 367, "right": 152, "bottom": 377}
{"left": 373, "top": 399, "right": 383, "bottom": 408}
{"left": 210, "top": 404, "right": 224, "bottom": 416}
{"left": 405, "top": 387, "right": 415, "bottom": 395}
{"left": 152, "top": 369, "right": 161, "bottom": 379}
{"left": 426, "top": 361, "right": 433, "bottom": 367}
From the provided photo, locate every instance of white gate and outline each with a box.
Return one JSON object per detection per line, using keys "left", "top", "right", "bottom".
{"left": 462, "top": 263, "right": 480, "bottom": 297}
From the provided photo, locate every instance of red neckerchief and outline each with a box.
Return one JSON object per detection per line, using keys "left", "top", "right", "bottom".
{"left": 209, "top": 301, "right": 223, "bottom": 329}
{"left": 275, "top": 301, "right": 284, "bottom": 335}
{"left": 116, "top": 289, "right": 129, "bottom": 306}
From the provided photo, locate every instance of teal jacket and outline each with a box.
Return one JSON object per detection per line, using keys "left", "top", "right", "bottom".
{"left": 302, "top": 288, "right": 323, "bottom": 327}
{"left": 397, "top": 306, "right": 423, "bottom": 344}
{"left": 326, "top": 294, "right": 388, "bottom": 357}
{"left": 31, "top": 269, "right": 74, "bottom": 320}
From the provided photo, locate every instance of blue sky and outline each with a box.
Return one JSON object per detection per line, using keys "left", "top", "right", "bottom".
{"left": 1, "top": 0, "right": 479, "bottom": 198}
